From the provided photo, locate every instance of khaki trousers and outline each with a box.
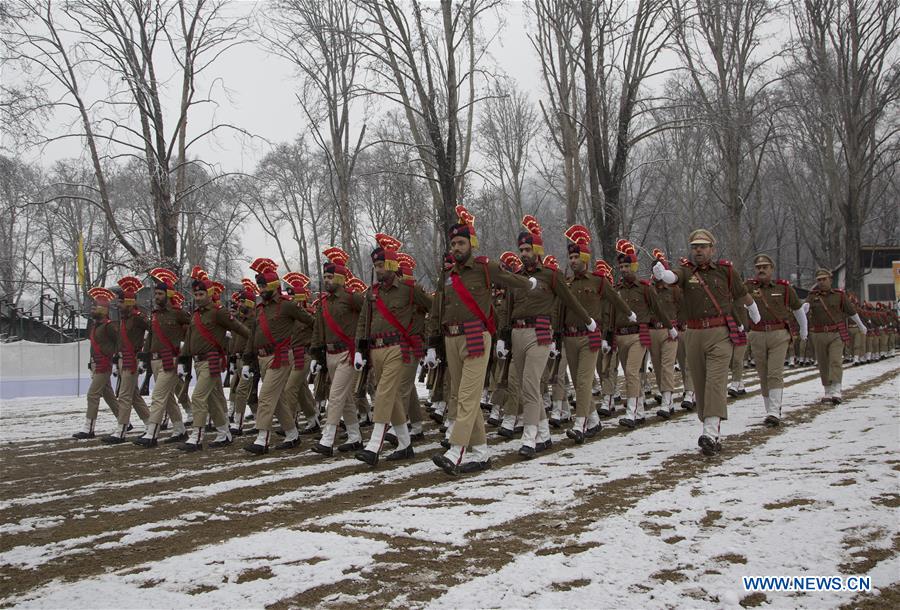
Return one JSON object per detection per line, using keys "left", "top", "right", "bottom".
{"left": 324, "top": 351, "right": 360, "bottom": 429}
{"left": 748, "top": 329, "right": 791, "bottom": 396}
{"left": 446, "top": 332, "right": 491, "bottom": 447}
{"left": 648, "top": 328, "right": 677, "bottom": 393}
{"left": 86, "top": 370, "right": 119, "bottom": 420}
{"left": 116, "top": 369, "right": 150, "bottom": 426}
{"left": 254, "top": 354, "right": 295, "bottom": 431}
{"left": 370, "top": 345, "right": 412, "bottom": 425}
{"left": 616, "top": 333, "right": 646, "bottom": 399}
{"left": 230, "top": 371, "right": 252, "bottom": 419}
{"left": 510, "top": 328, "right": 549, "bottom": 427}
{"left": 684, "top": 326, "right": 732, "bottom": 420}
{"left": 676, "top": 338, "right": 693, "bottom": 393}
{"left": 599, "top": 349, "right": 619, "bottom": 396}
{"left": 730, "top": 343, "right": 748, "bottom": 384}
{"left": 283, "top": 359, "right": 316, "bottom": 421}
{"left": 148, "top": 360, "right": 182, "bottom": 425}
{"left": 190, "top": 360, "right": 228, "bottom": 428}
{"left": 564, "top": 335, "right": 599, "bottom": 419}
{"left": 811, "top": 331, "right": 843, "bottom": 386}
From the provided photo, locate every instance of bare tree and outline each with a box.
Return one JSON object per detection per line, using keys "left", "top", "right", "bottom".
{"left": 3, "top": 0, "right": 250, "bottom": 266}
{"left": 0, "top": 156, "right": 41, "bottom": 302}
{"left": 790, "top": 0, "right": 900, "bottom": 293}
{"left": 668, "top": 0, "right": 783, "bottom": 267}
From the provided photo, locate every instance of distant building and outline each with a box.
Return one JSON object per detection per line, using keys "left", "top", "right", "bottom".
{"left": 831, "top": 245, "right": 900, "bottom": 302}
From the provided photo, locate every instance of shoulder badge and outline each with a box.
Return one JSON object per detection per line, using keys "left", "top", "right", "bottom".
{"left": 717, "top": 259, "right": 732, "bottom": 266}
{"left": 679, "top": 257, "right": 692, "bottom": 268}
{"left": 639, "top": 279, "right": 651, "bottom": 286}
{"left": 474, "top": 255, "right": 490, "bottom": 264}
{"left": 776, "top": 279, "right": 790, "bottom": 287}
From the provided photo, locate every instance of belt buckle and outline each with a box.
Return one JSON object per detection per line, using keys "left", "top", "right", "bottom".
{"left": 374, "top": 337, "right": 384, "bottom": 347}
{"left": 701, "top": 318, "right": 710, "bottom": 328}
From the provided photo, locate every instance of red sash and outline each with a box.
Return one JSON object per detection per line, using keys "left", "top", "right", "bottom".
{"left": 119, "top": 318, "right": 137, "bottom": 373}
{"left": 638, "top": 323, "right": 652, "bottom": 349}
{"left": 89, "top": 323, "right": 112, "bottom": 373}
{"left": 374, "top": 286, "right": 424, "bottom": 363}
{"left": 449, "top": 272, "right": 496, "bottom": 335}
{"left": 152, "top": 311, "right": 180, "bottom": 371}
{"left": 292, "top": 345, "right": 306, "bottom": 370}
{"left": 322, "top": 299, "right": 355, "bottom": 359}
{"left": 257, "top": 303, "right": 290, "bottom": 368}
{"left": 193, "top": 310, "right": 226, "bottom": 372}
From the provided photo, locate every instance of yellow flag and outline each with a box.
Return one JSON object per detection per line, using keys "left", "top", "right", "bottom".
{"left": 76, "top": 234, "right": 85, "bottom": 289}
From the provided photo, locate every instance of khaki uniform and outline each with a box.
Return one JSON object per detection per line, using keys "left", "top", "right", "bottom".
{"left": 648, "top": 283, "right": 680, "bottom": 396}
{"left": 228, "top": 310, "right": 254, "bottom": 427}
{"left": 614, "top": 279, "right": 671, "bottom": 402}
{"left": 182, "top": 303, "right": 249, "bottom": 431}
{"left": 356, "top": 278, "right": 431, "bottom": 452}
{"left": 311, "top": 287, "right": 364, "bottom": 447}
{"left": 672, "top": 260, "right": 748, "bottom": 421}
{"left": 746, "top": 278, "right": 801, "bottom": 395}
{"left": 85, "top": 319, "right": 120, "bottom": 424}
{"left": 504, "top": 264, "right": 590, "bottom": 448}
{"left": 428, "top": 256, "right": 529, "bottom": 458}
{"left": 806, "top": 288, "right": 855, "bottom": 387}
{"left": 145, "top": 307, "right": 192, "bottom": 430}
{"left": 115, "top": 311, "right": 151, "bottom": 427}
{"left": 564, "top": 272, "right": 630, "bottom": 425}
{"left": 245, "top": 298, "right": 313, "bottom": 434}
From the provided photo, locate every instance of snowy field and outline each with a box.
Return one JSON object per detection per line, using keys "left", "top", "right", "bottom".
{"left": 0, "top": 358, "right": 897, "bottom": 609}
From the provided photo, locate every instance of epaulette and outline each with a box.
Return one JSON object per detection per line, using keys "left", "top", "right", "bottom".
{"left": 474, "top": 255, "right": 490, "bottom": 264}
{"left": 776, "top": 279, "right": 790, "bottom": 287}
{"left": 717, "top": 259, "right": 733, "bottom": 266}
{"left": 679, "top": 258, "right": 693, "bottom": 268}
{"left": 834, "top": 288, "right": 844, "bottom": 293}
{"left": 640, "top": 279, "right": 652, "bottom": 286}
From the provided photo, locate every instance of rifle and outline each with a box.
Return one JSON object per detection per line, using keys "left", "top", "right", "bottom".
{"left": 355, "top": 267, "right": 376, "bottom": 399}
{"left": 548, "top": 267, "right": 572, "bottom": 385}
{"left": 138, "top": 352, "right": 152, "bottom": 396}
{"left": 223, "top": 354, "right": 236, "bottom": 388}
{"left": 309, "top": 279, "right": 329, "bottom": 386}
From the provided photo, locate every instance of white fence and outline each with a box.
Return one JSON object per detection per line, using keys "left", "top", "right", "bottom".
{"left": 0, "top": 340, "right": 92, "bottom": 399}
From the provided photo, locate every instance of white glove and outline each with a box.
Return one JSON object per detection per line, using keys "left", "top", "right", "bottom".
{"left": 652, "top": 261, "right": 666, "bottom": 280}
{"left": 586, "top": 318, "right": 598, "bottom": 333}
{"left": 528, "top": 276, "right": 538, "bottom": 290}
{"left": 241, "top": 365, "right": 251, "bottom": 380}
{"left": 627, "top": 311, "right": 638, "bottom": 324}
{"left": 177, "top": 363, "right": 187, "bottom": 379}
{"left": 737, "top": 324, "right": 745, "bottom": 333}
{"left": 309, "top": 359, "right": 321, "bottom": 375}
{"left": 137, "top": 361, "right": 146, "bottom": 375}
{"left": 225, "top": 330, "right": 232, "bottom": 340}
{"left": 111, "top": 364, "right": 119, "bottom": 378}
{"left": 668, "top": 327, "right": 678, "bottom": 340}
{"left": 549, "top": 341, "right": 560, "bottom": 359}
{"left": 860, "top": 324, "right": 868, "bottom": 335}
{"left": 354, "top": 352, "right": 367, "bottom": 371}
{"left": 792, "top": 307, "right": 809, "bottom": 341}
{"left": 801, "top": 302, "right": 810, "bottom": 314}
{"left": 495, "top": 339, "right": 509, "bottom": 359}
{"left": 601, "top": 339, "right": 611, "bottom": 354}
{"left": 424, "top": 348, "right": 439, "bottom": 369}
{"left": 745, "top": 301, "right": 761, "bottom": 325}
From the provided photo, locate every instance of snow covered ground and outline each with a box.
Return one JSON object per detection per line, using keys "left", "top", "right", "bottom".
{"left": 0, "top": 357, "right": 897, "bottom": 608}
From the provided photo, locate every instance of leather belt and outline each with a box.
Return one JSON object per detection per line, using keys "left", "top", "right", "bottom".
{"left": 370, "top": 333, "right": 403, "bottom": 348}
{"left": 685, "top": 316, "right": 727, "bottom": 329}
{"left": 616, "top": 325, "right": 640, "bottom": 335}
{"left": 563, "top": 325, "right": 590, "bottom": 337}
{"left": 443, "top": 322, "right": 484, "bottom": 336}
{"left": 810, "top": 324, "right": 841, "bottom": 333}
{"left": 750, "top": 321, "right": 787, "bottom": 332}
{"left": 511, "top": 315, "right": 550, "bottom": 328}
{"left": 326, "top": 341, "right": 348, "bottom": 354}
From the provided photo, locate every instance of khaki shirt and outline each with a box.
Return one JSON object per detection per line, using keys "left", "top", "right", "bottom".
{"left": 673, "top": 261, "right": 748, "bottom": 320}
{"left": 89, "top": 319, "right": 118, "bottom": 359}
{"left": 614, "top": 279, "right": 672, "bottom": 329}
{"left": 117, "top": 310, "right": 149, "bottom": 355}
{"left": 229, "top": 311, "right": 254, "bottom": 354}
{"left": 356, "top": 277, "right": 433, "bottom": 340}
{"left": 427, "top": 256, "right": 530, "bottom": 336}
{"left": 745, "top": 279, "right": 801, "bottom": 323}
{"left": 506, "top": 265, "right": 591, "bottom": 328}
{"left": 565, "top": 273, "right": 631, "bottom": 329}
{"left": 184, "top": 303, "right": 249, "bottom": 357}
{"left": 146, "top": 307, "right": 191, "bottom": 353}
{"left": 806, "top": 289, "right": 856, "bottom": 328}
{"left": 653, "top": 283, "right": 681, "bottom": 323}
{"left": 248, "top": 298, "right": 314, "bottom": 352}
{"left": 312, "top": 289, "right": 364, "bottom": 349}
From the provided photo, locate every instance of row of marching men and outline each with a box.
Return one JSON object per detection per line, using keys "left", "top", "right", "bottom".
{"left": 75, "top": 208, "right": 896, "bottom": 475}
